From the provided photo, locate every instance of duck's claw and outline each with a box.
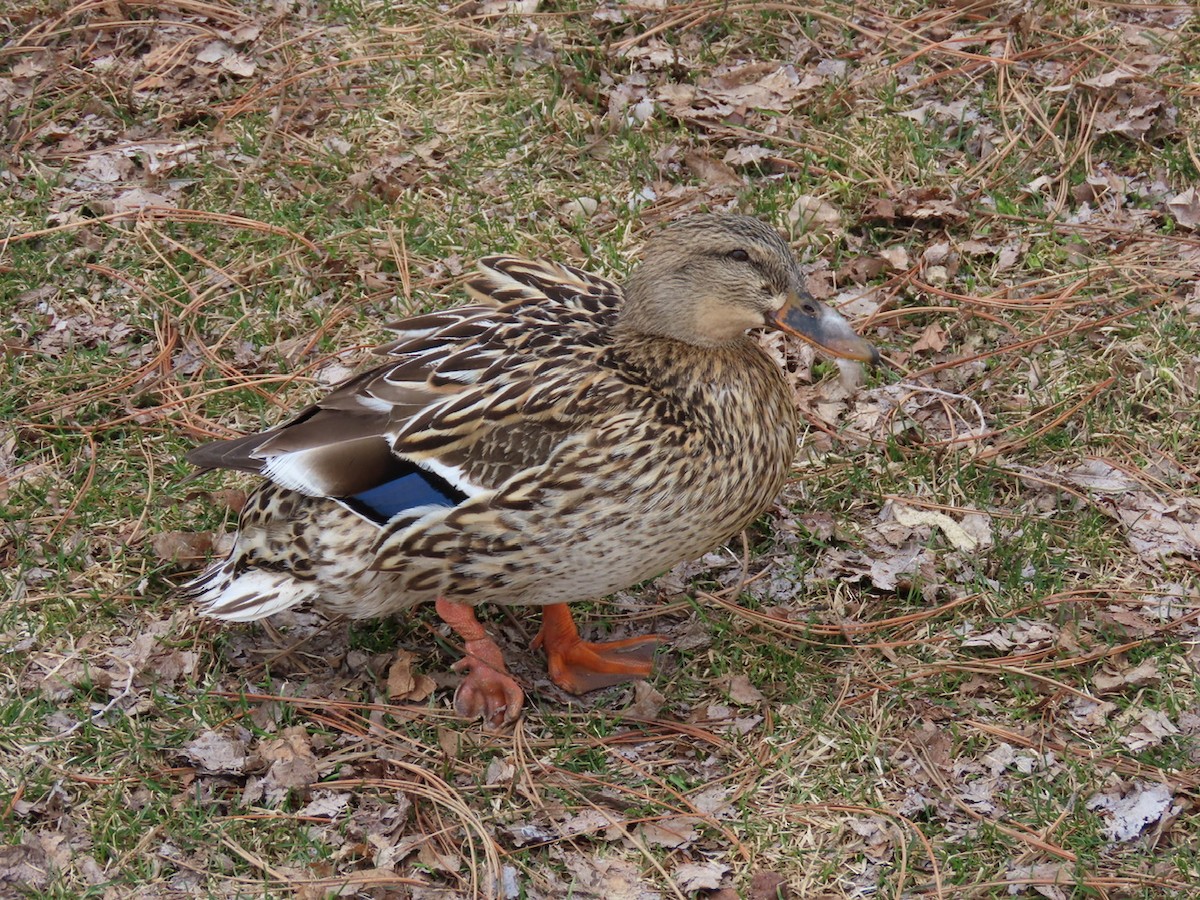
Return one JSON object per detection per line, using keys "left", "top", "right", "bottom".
{"left": 451, "top": 638, "right": 525, "bottom": 727}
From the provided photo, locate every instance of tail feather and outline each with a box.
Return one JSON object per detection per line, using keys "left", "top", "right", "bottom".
{"left": 183, "top": 558, "right": 315, "bottom": 622}
{"left": 186, "top": 431, "right": 272, "bottom": 474}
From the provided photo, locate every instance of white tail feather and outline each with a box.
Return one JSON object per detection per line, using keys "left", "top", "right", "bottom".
{"left": 187, "top": 567, "right": 315, "bottom": 622}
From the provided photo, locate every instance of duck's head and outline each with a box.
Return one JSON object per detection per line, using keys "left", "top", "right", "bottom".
{"left": 621, "top": 215, "right": 878, "bottom": 364}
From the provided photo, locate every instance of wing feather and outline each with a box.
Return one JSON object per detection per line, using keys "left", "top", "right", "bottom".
{"left": 188, "top": 256, "right": 629, "bottom": 510}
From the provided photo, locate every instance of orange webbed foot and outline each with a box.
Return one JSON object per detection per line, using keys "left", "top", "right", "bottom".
{"left": 451, "top": 638, "right": 525, "bottom": 727}
{"left": 533, "top": 604, "right": 661, "bottom": 694}
{"left": 436, "top": 596, "right": 524, "bottom": 726}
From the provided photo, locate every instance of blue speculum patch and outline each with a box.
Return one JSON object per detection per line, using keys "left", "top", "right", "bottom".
{"left": 339, "top": 466, "right": 468, "bottom": 524}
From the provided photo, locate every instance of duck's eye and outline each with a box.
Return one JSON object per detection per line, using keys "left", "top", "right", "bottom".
{"left": 727, "top": 249, "right": 751, "bottom": 262}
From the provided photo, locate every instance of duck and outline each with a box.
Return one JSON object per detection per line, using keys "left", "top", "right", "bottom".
{"left": 183, "top": 214, "right": 877, "bottom": 726}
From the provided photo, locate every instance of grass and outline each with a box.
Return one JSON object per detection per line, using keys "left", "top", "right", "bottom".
{"left": 2, "top": 0, "right": 1199, "bottom": 896}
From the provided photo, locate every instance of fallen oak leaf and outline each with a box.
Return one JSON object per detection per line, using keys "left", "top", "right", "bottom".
{"left": 1092, "top": 658, "right": 1161, "bottom": 693}
{"left": 674, "top": 860, "right": 730, "bottom": 891}
{"left": 181, "top": 729, "right": 247, "bottom": 775}
{"left": 1167, "top": 187, "right": 1200, "bottom": 229}
{"left": 641, "top": 815, "right": 701, "bottom": 849}
{"left": 683, "top": 150, "right": 742, "bottom": 187}
{"left": 751, "top": 870, "right": 791, "bottom": 899}
{"left": 625, "top": 680, "right": 665, "bottom": 718}
{"left": 485, "top": 756, "right": 515, "bottom": 785}
{"left": 244, "top": 725, "right": 319, "bottom": 805}
{"left": 1086, "top": 780, "right": 1181, "bottom": 842}
{"left": 386, "top": 649, "right": 436, "bottom": 702}
{"left": 725, "top": 673, "right": 765, "bottom": 705}
{"left": 910, "top": 323, "right": 949, "bottom": 354}
{"left": 150, "top": 531, "right": 217, "bottom": 562}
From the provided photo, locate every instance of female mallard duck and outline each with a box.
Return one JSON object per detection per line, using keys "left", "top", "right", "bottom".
{"left": 184, "top": 215, "right": 876, "bottom": 725}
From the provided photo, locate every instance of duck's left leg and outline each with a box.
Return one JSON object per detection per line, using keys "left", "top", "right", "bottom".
{"left": 533, "top": 603, "right": 661, "bottom": 694}
{"left": 436, "top": 597, "right": 524, "bottom": 726}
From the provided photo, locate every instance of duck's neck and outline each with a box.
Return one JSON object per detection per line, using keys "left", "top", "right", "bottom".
{"left": 608, "top": 328, "right": 795, "bottom": 428}
{"left": 610, "top": 325, "right": 754, "bottom": 382}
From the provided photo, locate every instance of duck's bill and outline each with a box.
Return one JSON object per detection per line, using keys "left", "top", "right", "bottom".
{"left": 771, "top": 290, "right": 879, "bottom": 365}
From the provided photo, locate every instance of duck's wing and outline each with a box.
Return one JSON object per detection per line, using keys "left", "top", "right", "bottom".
{"left": 186, "top": 256, "right": 627, "bottom": 518}
{"left": 462, "top": 255, "right": 623, "bottom": 317}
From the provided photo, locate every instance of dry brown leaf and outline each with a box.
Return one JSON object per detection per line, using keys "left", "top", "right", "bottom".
{"left": 551, "top": 851, "right": 657, "bottom": 900}
{"left": 296, "top": 792, "right": 352, "bottom": 819}
{"left": 386, "top": 649, "right": 436, "bottom": 702}
{"left": 559, "top": 809, "right": 624, "bottom": 842}
{"left": 1091, "top": 86, "right": 1172, "bottom": 138}
{"left": 1116, "top": 708, "right": 1179, "bottom": 752}
{"left": 416, "top": 841, "right": 461, "bottom": 874}
{"left": 1005, "top": 862, "right": 1071, "bottom": 900}
{"left": 656, "top": 62, "right": 820, "bottom": 124}
{"left": 893, "top": 188, "right": 969, "bottom": 223}
{"left": 150, "top": 531, "right": 216, "bottom": 562}
{"left": 1086, "top": 780, "right": 1181, "bottom": 842}
{"left": 641, "top": 815, "right": 701, "bottom": 849}
{"left": 674, "top": 860, "right": 730, "bottom": 891}
{"left": 625, "top": 680, "right": 666, "bottom": 718}
{"left": 485, "top": 756, "right": 515, "bottom": 785}
{"left": 723, "top": 144, "right": 774, "bottom": 167}
{"left": 725, "top": 674, "right": 765, "bottom": 705}
{"left": 0, "top": 841, "right": 52, "bottom": 891}
{"left": 244, "top": 726, "right": 319, "bottom": 805}
{"left": 682, "top": 789, "right": 728, "bottom": 822}
{"left": 960, "top": 619, "right": 1058, "bottom": 653}
{"left": 196, "top": 41, "right": 257, "bottom": 77}
{"left": 1022, "top": 461, "right": 1200, "bottom": 559}
{"left": 144, "top": 649, "right": 197, "bottom": 686}
{"left": 839, "top": 255, "right": 888, "bottom": 284}
{"left": 1070, "top": 696, "right": 1117, "bottom": 729}
{"left": 847, "top": 816, "right": 895, "bottom": 862}
{"left": 1080, "top": 69, "right": 1139, "bottom": 89}
{"left": 1167, "top": 187, "right": 1200, "bottom": 229}
{"left": 437, "top": 726, "right": 466, "bottom": 760}
{"left": 832, "top": 286, "right": 884, "bottom": 320}
{"left": 879, "top": 246, "right": 910, "bottom": 270}
{"left": 479, "top": 0, "right": 540, "bottom": 13}
{"left": 910, "top": 323, "right": 949, "bottom": 354}
{"left": 112, "top": 187, "right": 175, "bottom": 214}
{"left": 788, "top": 195, "right": 841, "bottom": 233}
{"left": 683, "top": 150, "right": 742, "bottom": 187}
{"left": 750, "top": 870, "right": 790, "bottom": 900}
{"left": 504, "top": 819, "right": 558, "bottom": 846}
{"left": 923, "top": 241, "right": 951, "bottom": 265}
{"left": 1110, "top": 496, "right": 1200, "bottom": 559}
{"left": 1092, "top": 658, "right": 1161, "bottom": 693}
{"left": 861, "top": 196, "right": 896, "bottom": 221}
{"left": 181, "top": 730, "right": 247, "bottom": 775}
{"left": 80, "top": 153, "right": 133, "bottom": 184}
